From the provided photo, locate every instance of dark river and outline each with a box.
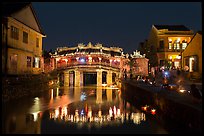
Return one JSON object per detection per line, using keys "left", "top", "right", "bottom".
{"left": 2, "top": 85, "right": 168, "bottom": 134}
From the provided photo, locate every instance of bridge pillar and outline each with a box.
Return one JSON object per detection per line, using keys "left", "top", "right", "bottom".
{"left": 106, "top": 89, "right": 112, "bottom": 102}
{"left": 80, "top": 72, "right": 83, "bottom": 86}
{"left": 96, "top": 87, "right": 102, "bottom": 104}
{"left": 97, "top": 70, "right": 102, "bottom": 86}
{"left": 75, "top": 70, "right": 81, "bottom": 87}
{"left": 74, "top": 87, "right": 81, "bottom": 101}
{"left": 107, "top": 71, "right": 112, "bottom": 86}
{"left": 64, "top": 71, "right": 69, "bottom": 86}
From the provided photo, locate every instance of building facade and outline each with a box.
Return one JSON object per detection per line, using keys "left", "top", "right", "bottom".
{"left": 147, "top": 25, "right": 194, "bottom": 69}
{"left": 2, "top": 2, "right": 46, "bottom": 75}
{"left": 182, "top": 31, "right": 202, "bottom": 80}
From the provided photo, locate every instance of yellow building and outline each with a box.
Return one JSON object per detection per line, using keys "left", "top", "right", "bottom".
{"left": 2, "top": 2, "right": 46, "bottom": 75}
{"left": 182, "top": 31, "right": 202, "bottom": 80}
{"left": 147, "top": 25, "right": 194, "bottom": 69}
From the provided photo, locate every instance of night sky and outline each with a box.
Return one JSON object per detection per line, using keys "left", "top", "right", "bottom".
{"left": 32, "top": 2, "right": 201, "bottom": 54}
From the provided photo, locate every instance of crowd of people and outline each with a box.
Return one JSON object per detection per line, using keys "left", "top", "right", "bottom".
{"left": 123, "top": 66, "right": 202, "bottom": 102}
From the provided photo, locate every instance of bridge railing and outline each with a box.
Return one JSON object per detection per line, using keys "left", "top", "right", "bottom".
{"left": 56, "top": 61, "right": 120, "bottom": 70}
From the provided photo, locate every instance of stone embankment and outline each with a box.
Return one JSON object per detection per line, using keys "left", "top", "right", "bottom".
{"left": 2, "top": 73, "right": 56, "bottom": 103}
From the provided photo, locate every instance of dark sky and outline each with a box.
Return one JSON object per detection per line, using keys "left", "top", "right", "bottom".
{"left": 32, "top": 2, "right": 202, "bottom": 54}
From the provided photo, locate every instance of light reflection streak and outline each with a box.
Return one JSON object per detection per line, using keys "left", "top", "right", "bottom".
{"left": 56, "top": 88, "right": 59, "bottom": 97}
{"left": 32, "top": 111, "right": 41, "bottom": 122}
{"left": 51, "top": 89, "right": 53, "bottom": 99}
{"left": 48, "top": 105, "right": 146, "bottom": 125}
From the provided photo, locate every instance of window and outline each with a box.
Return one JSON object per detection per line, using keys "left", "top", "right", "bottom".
{"left": 173, "top": 43, "right": 176, "bottom": 50}
{"left": 11, "top": 26, "right": 19, "bottom": 40}
{"left": 36, "top": 37, "right": 39, "bottom": 48}
{"left": 168, "top": 42, "right": 172, "bottom": 49}
{"left": 27, "top": 56, "right": 31, "bottom": 67}
{"left": 189, "top": 56, "right": 198, "bottom": 72}
{"left": 182, "top": 40, "right": 187, "bottom": 50}
{"left": 23, "top": 31, "right": 28, "bottom": 43}
{"left": 174, "top": 40, "right": 180, "bottom": 50}
{"left": 33, "top": 57, "right": 40, "bottom": 68}
{"left": 176, "top": 43, "right": 180, "bottom": 50}
{"left": 159, "top": 40, "right": 164, "bottom": 49}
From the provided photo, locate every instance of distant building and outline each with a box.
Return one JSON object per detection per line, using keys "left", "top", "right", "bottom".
{"left": 130, "top": 50, "right": 149, "bottom": 77}
{"left": 182, "top": 31, "right": 202, "bottom": 80}
{"left": 2, "top": 2, "right": 46, "bottom": 75}
{"left": 147, "top": 25, "right": 194, "bottom": 69}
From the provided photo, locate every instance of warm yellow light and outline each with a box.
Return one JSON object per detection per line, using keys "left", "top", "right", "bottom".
{"left": 141, "top": 105, "right": 148, "bottom": 111}
{"left": 102, "top": 83, "right": 107, "bottom": 87}
{"left": 32, "top": 112, "right": 40, "bottom": 122}
{"left": 176, "top": 56, "right": 181, "bottom": 59}
{"left": 179, "top": 89, "right": 186, "bottom": 93}
{"left": 98, "top": 110, "right": 102, "bottom": 117}
{"left": 117, "top": 109, "right": 120, "bottom": 116}
{"left": 113, "top": 106, "right": 117, "bottom": 115}
{"left": 55, "top": 108, "right": 59, "bottom": 118}
{"left": 109, "top": 107, "right": 113, "bottom": 117}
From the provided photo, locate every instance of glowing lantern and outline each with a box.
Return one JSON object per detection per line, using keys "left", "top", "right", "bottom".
{"left": 142, "top": 106, "right": 147, "bottom": 111}
{"left": 80, "top": 58, "right": 85, "bottom": 63}
{"left": 88, "top": 57, "right": 92, "bottom": 62}
{"left": 151, "top": 109, "right": 156, "bottom": 115}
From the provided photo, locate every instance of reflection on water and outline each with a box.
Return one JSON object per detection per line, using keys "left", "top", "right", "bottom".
{"left": 48, "top": 104, "right": 146, "bottom": 125}
{"left": 2, "top": 86, "right": 167, "bottom": 134}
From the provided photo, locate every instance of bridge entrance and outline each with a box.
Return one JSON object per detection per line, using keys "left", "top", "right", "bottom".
{"left": 83, "top": 72, "right": 97, "bottom": 86}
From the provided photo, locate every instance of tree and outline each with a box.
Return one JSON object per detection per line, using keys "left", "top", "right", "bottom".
{"left": 42, "top": 49, "right": 52, "bottom": 59}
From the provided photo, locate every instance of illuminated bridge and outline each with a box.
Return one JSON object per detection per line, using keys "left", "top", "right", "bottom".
{"left": 50, "top": 42, "right": 128, "bottom": 87}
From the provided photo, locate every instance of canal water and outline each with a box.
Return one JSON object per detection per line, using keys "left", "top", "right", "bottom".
{"left": 2, "top": 86, "right": 168, "bottom": 134}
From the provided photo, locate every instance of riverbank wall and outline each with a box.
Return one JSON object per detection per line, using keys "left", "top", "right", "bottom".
{"left": 121, "top": 80, "right": 202, "bottom": 134}
{"left": 2, "top": 74, "right": 56, "bottom": 103}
